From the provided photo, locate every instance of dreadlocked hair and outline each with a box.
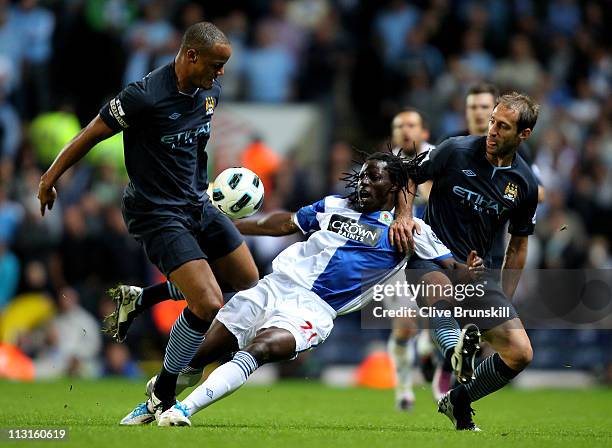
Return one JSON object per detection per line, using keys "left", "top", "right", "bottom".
{"left": 340, "top": 148, "right": 424, "bottom": 207}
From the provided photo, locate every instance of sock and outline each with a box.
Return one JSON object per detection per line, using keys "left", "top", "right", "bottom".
{"left": 461, "top": 353, "right": 520, "bottom": 402}
{"left": 387, "top": 336, "right": 415, "bottom": 399}
{"left": 182, "top": 351, "right": 258, "bottom": 416}
{"left": 154, "top": 308, "right": 209, "bottom": 406}
{"left": 135, "top": 281, "right": 185, "bottom": 313}
{"left": 428, "top": 300, "right": 461, "bottom": 362}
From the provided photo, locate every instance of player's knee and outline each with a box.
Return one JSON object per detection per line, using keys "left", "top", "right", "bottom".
{"left": 245, "top": 342, "right": 272, "bottom": 365}
{"left": 516, "top": 341, "right": 533, "bottom": 369}
{"left": 246, "top": 340, "right": 292, "bottom": 365}
{"left": 506, "top": 339, "right": 533, "bottom": 371}
{"left": 187, "top": 288, "right": 224, "bottom": 322}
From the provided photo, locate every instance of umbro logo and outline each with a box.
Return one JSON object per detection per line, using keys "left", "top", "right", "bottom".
{"left": 462, "top": 169, "right": 477, "bottom": 177}
{"left": 169, "top": 113, "right": 181, "bottom": 120}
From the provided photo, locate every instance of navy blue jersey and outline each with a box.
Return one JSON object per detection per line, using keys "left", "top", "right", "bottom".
{"left": 437, "top": 131, "right": 541, "bottom": 268}
{"left": 99, "top": 63, "right": 220, "bottom": 208}
{"left": 414, "top": 135, "right": 538, "bottom": 262}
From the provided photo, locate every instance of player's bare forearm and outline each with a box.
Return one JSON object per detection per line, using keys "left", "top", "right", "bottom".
{"left": 389, "top": 179, "right": 421, "bottom": 253}
{"left": 234, "top": 212, "right": 298, "bottom": 236}
{"left": 40, "top": 115, "right": 115, "bottom": 187}
{"left": 438, "top": 250, "right": 484, "bottom": 283}
{"left": 502, "top": 235, "right": 528, "bottom": 300}
{"left": 396, "top": 179, "right": 416, "bottom": 218}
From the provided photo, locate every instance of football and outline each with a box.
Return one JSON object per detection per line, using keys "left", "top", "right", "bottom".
{"left": 210, "top": 167, "right": 265, "bottom": 219}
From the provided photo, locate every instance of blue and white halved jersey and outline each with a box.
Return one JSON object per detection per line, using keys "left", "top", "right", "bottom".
{"left": 271, "top": 196, "right": 452, "bottom": 315}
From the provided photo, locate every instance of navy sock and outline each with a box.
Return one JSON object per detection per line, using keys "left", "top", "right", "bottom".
{"left": 154, "top": 308, "right": 209, "bottom": 408}
{"left": 463, "top": 353, "right": 520, "bottom": 402}
{"left": 136, "top": 281, "right": 185, "bottom": 313}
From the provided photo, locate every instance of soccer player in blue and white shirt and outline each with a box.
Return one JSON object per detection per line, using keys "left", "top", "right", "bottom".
{"left": 120, "top": 152, "right": 484, "bottom": 426}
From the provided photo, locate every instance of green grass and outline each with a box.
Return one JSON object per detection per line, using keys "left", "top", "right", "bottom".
{"left": 1, "top": 379, "right": 611, "bottom": 447}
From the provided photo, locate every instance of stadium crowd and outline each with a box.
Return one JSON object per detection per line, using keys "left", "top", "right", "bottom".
{"left": 0, "top": 0, "right": 610, "bottom": 381}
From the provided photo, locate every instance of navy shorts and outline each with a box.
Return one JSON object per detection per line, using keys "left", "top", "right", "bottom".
{"left": 405, "top": 256, "right": 519, "bottom": 331}
{"left": 122, "top": 197, "right": 244, "bottom": 277}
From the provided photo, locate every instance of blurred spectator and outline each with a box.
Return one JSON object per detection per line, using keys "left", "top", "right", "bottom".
{"left": 13, "top": 0, "right": 55, "bottom": 117}
{"left": 0, "top": 183, "right": 24, "bottom": 245}
{"left": 122, "top": 0, "right": 179, "bottom": 85}
{"left": 493, "top": 34, "right": 544, "bottom": 93}
{"left": 0, "top": 1, "right": 24, "bottom": 96}
{"left": 0, "top": 85, "right": 21, "bottom": 162}
{"left": 100, "top": 205, "right": 148, "bottom": 285}
{"left": 33, "top": 287, "right": 101, "bottom": 378}
{"left": 535, "top": 189, "right": 588, "bottom": 268}
{"left": 394, "top": 25, "right": 445, "bottom": 80}
{"left": 546, "top": 0, "right": 581, "bottom": 36}
{"left": 243, "top": 21, "right": 296, "bottom": 102}
{"left": 299, "top": 10, "right": 350, "bottom": 101}
{"left": 103, "top": 342, "right": 142, "bottom": 378}
{"left": 586, "top": 236, "right": 612, "bottom": 269}
{"left": 49, "top": 205, "right": 103, "bottom": 290}
{"left": 216, "top": 10, "right": 247, "bottom": 100}
{"left": 458, "top": 28, "right": 494, "bottom": 79}
{"left": 13, "top": 166, "right": 63, "bottom": 261}
{"left": 260, "top": 0, "right": 307, "bottom": 61}
{"left": 0, "top": 238, "right": 19, "bottom": 309}
{"left": 374, "top": 0, "right": 420, "bottom": 67}
{"left": 568, "top": 77, "right": 601, "bottom": 127}
{"left": 91, "top": 164, "right": 122, "bottom": 207}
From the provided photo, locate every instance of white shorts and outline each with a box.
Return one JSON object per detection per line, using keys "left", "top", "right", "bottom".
{"left": 216, "top": 272, "right": 336, "bottom": 354}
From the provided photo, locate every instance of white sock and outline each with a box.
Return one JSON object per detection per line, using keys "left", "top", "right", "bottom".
{"left": 388, "top": 336, "right": 415, "bottom": 398}
{"left": 182, "top": 351, "right": 258, "bottom": 416}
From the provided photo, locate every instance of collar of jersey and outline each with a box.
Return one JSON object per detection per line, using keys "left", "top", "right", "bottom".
{"left": 169, "top": 62, "right": 201, "bottom": 97}
{"left": 479, "top": 137, "right": 519, "bottom": 172}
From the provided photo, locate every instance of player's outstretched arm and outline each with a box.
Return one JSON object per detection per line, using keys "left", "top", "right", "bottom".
{"left": 234, "top": 211, "right": 299, "bottom": 236}
{"left": 38, "top": 115, "right": 116, "bottom": 216}
{"left": 438, "top": 250, "right": 485, "bottom": 284}
{"left": 502, "top": 235, "right": 528, "bottom": 300}
{"left": 390, "top": 179, "right": 422, "bottom": 253}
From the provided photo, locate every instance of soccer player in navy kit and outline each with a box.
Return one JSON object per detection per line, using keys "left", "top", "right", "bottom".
{"left": 38, "top": 22, "right": 258, "bottom": 414}
{"left": 442, "top": 83, "right": 545, "bottom": 269}
{"left": 423, "top": 83, "right": 546, "bottom": 399}
{"left": 401, "top": 92, "right": 540, "bottom": 430}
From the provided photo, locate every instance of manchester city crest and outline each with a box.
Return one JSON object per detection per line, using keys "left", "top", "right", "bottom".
{"left": 205, "top": 96, "right": 216, "bottom": 115}
{"left": 503, "top": 182, "right": 518, "bottom": 202}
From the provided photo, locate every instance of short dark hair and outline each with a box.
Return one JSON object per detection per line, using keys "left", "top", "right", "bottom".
{"left": 467, "top": 82, "right": 499, "bottom": 98}
{"left": 181, "top": 22, "right": 230, "bottom": 52}
{"left": 495, "top": 92, "right": 540, "bottom": 132}
{"left": 393, "top": 107, "right": 429, "bottom": 131}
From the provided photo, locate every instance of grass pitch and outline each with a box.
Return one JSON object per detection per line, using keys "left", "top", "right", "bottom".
{"left": 1, "top": 379, "right": 611, "bottom": 447}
